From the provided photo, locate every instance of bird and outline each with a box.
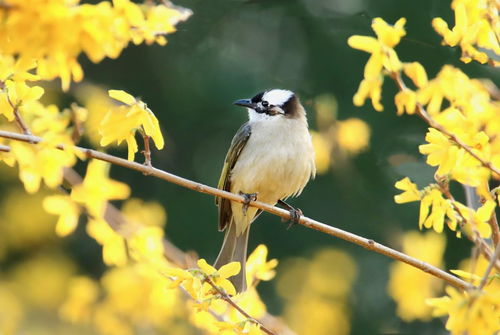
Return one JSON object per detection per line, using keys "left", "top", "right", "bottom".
{"left": 214, "top": 89, "right": 316, "bottom": 292}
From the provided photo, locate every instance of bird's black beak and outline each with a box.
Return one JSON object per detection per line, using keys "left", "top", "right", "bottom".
{"left": 233, "top": 99, "right": 256, "bottom": 109}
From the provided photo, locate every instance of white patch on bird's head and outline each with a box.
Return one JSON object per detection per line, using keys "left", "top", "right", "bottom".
{"left": 262, "top": 89, "right": 294, "bottom": 107}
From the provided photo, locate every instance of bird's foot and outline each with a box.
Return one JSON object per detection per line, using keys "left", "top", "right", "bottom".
{"left": 278, "top": 200, "right": 303, "bottom": 229}
{"left": 239, "top": 192, "right": 257, "bottom": 216}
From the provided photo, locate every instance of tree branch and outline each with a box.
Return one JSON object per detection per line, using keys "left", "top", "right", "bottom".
{"left": 204, "top": 277, "right": 275, "bottom": 335}
{"left": 0, "top": 129, "right": 474, "bottom": 291}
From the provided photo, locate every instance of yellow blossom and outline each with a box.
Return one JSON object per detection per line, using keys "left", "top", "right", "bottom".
{"left": 353, "top": 77, "right": 384, "bottom": 111}
{"left": 388, "top": 231, "right": 445, "bottom": 321}
{"left": 455, "top": 200, "right": 495, "bottom": 238}
{"left": 432, "top": 0, "right": 499, "bottom": 64}
{"left": 246, "top": 244, "right": 278, "bottom": 284}
{"left": 419, "top": 128, "right": 459, "bottom": 177}
{"left": 427, "top": 286, "right": 500, "bottom": 335}
{"left": 87, "top": 218, "right": 128, "bottom": 266}
{"left": 403, "top": 62, "right": 428, "bottom": 88}
{"left": 71, "top": 160, "right": 130, "bottom": 218}
{"left": 372, "top": 17, "right": 406, "bottom": 48}
{"left": 394, "top": 89, "right": 417, "bottom": 115}
{"left": 43, "top": 195, "right": 81, "bottom": 237}
{"left": 59, "top": 276, "right": 99, "bottom": 324}
{"left": 311, "top": 131, "right": 331, "bottom": 174}
{"left": 10, "top": 141, "right": 77, "bottom": 193}
{"left": 336, "top": 118, "right": 371, "bottom": 154}
{"left": 419, "top": 188, "right": 458, "bottom": 233}
{"left": 394, "top": 177, "right": 421, "bottom": 203}
{"left": 100, "top": 90, "right": 164, "bottom": 161}
{"left": 198, "top": 259, "right": 240, "bottom": 296}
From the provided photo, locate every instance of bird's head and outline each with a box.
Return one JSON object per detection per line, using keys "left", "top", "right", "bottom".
{"left": 234, "top": 89, "right": 305, "bottom": 121}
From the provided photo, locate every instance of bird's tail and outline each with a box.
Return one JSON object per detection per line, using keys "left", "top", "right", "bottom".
{"left": 214, "top": 221, "right": 249, "bottom": 293}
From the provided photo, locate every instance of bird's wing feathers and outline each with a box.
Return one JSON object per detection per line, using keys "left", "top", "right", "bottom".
{"left": 216, "top": 122, "right": 252, "bottom": 231}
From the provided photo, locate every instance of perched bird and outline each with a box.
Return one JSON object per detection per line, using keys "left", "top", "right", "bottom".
{"left": 214, "top": 89, "right": 316, "bottom": 292}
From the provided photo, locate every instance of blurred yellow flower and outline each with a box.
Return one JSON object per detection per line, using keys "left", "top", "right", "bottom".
{"left": 86, "top": 218, "right": 128, "bottom": 267}
{"left": 394, "top": 177, "right": 421, "bottom": 204}
{"left": 122, "top": 198, "right": 167, "bottom": 228}
{"left": 311, "top": 131, "right": 331, "bottom": 174}
{"left": 277, "top": 249, "right": 356, "bottom": 335}
{"left": 0, "top": 0, "right": 190, "bottom": 90}
{"left": 455, "top": 200, "right": 495, "bottom": 238}
{"left": 336, "top": 118, "right": 370, "bottom": 154}
{"left": 427, "top": 286, "right": 500, "bottom": 335}
{"left": 43, "top": 195, "right": 81, "bottom": 237}
{"left": 59, "top": 276, "right": 99, "bottom": 324}
{"left": 71, "top": 160, "right": 130, "bottom": 218}
{"left": 388, "top": 231, "right": 445, "bottom": 321}
{"left": 0, "top": 283, "right": 23, "bottom": 335}
{"left": 394, "top": 89, "right": 417, "bottom": 115}
{"left": 100, "top": 90, "right": 164, "bottom": 161}
{"left": 10, "top": 141, "right": 77, "bottom": 193}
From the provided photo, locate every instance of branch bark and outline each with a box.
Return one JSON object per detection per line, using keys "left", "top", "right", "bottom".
{"left": 0, "top": 129, "right": 474, "bottom": 291}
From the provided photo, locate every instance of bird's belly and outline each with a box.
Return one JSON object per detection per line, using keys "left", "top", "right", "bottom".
{"left": 230, "top": 134, "right": 313, "bottom": 204}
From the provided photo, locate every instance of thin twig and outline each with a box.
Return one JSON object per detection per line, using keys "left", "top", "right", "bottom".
{"left": 479, "top": 243, "right": 500, "bottom": 290}
{"left": 204, "top": 276, "right": 275, "bottom": 335}
{"left": 390, "top": 72, "right": 500, "bottom": 179}
{"left": 0, "top": 129, "right": 474, "bottom": 291}
{"left": 141, "top": 132, "right": 152, "bottom": 168}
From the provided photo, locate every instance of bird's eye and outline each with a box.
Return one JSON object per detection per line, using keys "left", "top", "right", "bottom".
{"left": 261, "top": 101, "right": 269, "bottom": 107}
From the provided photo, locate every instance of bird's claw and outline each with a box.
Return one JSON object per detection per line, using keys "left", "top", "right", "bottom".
{"left": 285, "top": 208, "right": 303, "bottom": 230}
{"left": 239, "top": 192, "right": 257, "bottom": 216}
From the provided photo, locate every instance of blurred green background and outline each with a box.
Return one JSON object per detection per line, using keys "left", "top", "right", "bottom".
{"left": 2, "top": 0, "right": 498, "bottom": 334}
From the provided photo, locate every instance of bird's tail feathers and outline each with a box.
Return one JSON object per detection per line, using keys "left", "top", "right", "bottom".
{"left": 213, "top": 221, "right": 249, "bottom": 293}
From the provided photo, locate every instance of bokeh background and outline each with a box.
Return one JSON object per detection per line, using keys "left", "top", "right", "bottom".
{"left": 1, "top": 0, "right": 498, "bottom": 334}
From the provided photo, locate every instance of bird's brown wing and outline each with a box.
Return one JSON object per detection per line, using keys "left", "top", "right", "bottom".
{"left": 216, "top": 122, "right": 252, "bottom": 231}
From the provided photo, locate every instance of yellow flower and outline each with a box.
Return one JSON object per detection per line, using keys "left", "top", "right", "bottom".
{"left": 127, "top": 226, "right": 165, "bottom": 262}
{"left": 71, "top": 160, "right": 130, "bottom": 218}
{"left": 246, "top": 244, "right": 278, "bottom": 284}
{"left": 353, "top": 77, "right": 384, "bottom": 111}
{"left": 86, "top": 218, "right": 128, "bottom": 267}
{"left": 394, "top": 89, "right": 417, "bottom": 115}
{"left": 371, "top": 17, "right": 406, "bottom": 48}
{"left": 419, "top": 188, "right": 457, "bottom": 233}
{"left": 198, "top": 259, "right": 240, "bottom": 296}
{"left": 336, "top": 118, "right": 371, "bottom": 154}
{"left": 455, "top": 200, "right": 495, "bottom": 238}
{"left": 59, "top": 276, "right": 99, "bottom": 324}
{"left": 388, "top": 231, "right": 445, "bottom": 321}
{"left": 311, "top": 131, "right": 331, "bottom": 174}
{"left": 427, "top": 286, "right": 500, "bottom": 335}
{"left": 394, "top": 177, "right": 421, "bottom": 203}
{"left": 419, "top": 128, "right": 458, "bottom": 176}
{"left": 100, "top": 90, "right": 164, "bottom": 161}
{"left": 432, "top": 0, "right": 499, "bottom": 65}
{"left": 10, "top": 141, "right": 77, "bottom": 193}
{"left": 403, "top": 62, "right": 428, "bottom": 88}
{"left": 43, "top": 195, "right": 81, "bottom": 237}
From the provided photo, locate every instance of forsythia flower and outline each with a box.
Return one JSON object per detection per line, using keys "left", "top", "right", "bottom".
{"left": 394, "top": 177, "right": 421, "bottom": 203}
{"left": 336, "top": 118, "right": 371, "bottom": 154}
{"left": 10, "top": 141, "right": 77, "bottom": 193}
{"left": 43, "top": 195, "right": 81, "bottom": 237}
{"left": 245, "top": 244, "right": 278, "bottom": 284}
{"left": 198, "top": 259, "right": 240, "bottom": 297}
{"left": 388, "top": 231, "right": 446, "bottom": 321}
{"left": 454, "top": 200, "right": 495, "bottom": 238}
{"left": 432, "top": 0, "right": 499, "bottom": 64}
{"left": 71, "top": 160, "right": 130, "bottom": 218}
{"left": 0, "top": 0, "right": 191, "bottom": 90}
{"left": 100, "top": 90, "right": 164, "bottom": 161}
{"left": 87, "top": 218, "right": 128, "bottom": 267}
{"left": 348, "top": 18, "right": 406, "bottom": 111}
{"left": 59, "top": 276, "right": 99, "bottom": 324}
{"left": 427, "top": 286, "right": 500, "bottom": 335}
{"left": 419, "top": 188, "right": 458, "bottom": 233}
